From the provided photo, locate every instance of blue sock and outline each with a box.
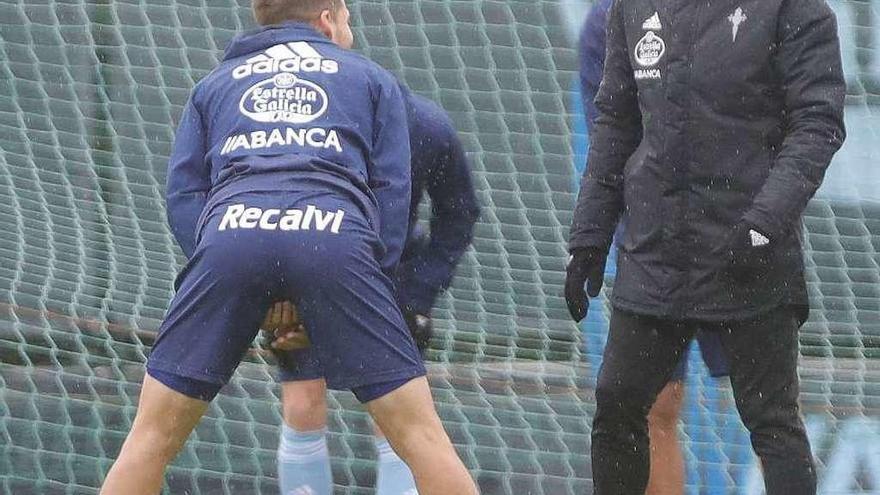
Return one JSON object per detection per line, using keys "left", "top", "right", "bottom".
{"left": 277, "top": 424, "right": 333, "bottom": 495}
{"left": 375, "top": 438, "right": 418, "bottom": 495}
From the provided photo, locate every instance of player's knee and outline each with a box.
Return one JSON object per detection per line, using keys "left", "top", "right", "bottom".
{"left": 282, "top": 380, "right": 328, "bottom": 431}
{"left": 748, "top": 419, "right": 812, "bottom": 463}
{"left": 734, "top": 391, "right": 798, "bottom": 434}
{"left": 739, "top": 401, "right": 808, "bottom": 453}
{"left": 125, "top": 411, "right": 193, "bottom": 465}
{"left": 364, "top": 377, "right": 447, "bottom": 459}
{"left": 382, "top": 418, "right": 449, "bottom": 461}
{"left": 648, "top": 382, "right": 683, "bottom": 431}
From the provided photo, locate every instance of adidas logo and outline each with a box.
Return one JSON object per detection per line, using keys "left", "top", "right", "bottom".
{"left": 749, "top": 229, "right": 770, "bottom": 247}
{"left": 642, "top": 12, "right": 662, "bottom": 30}
{"left": 233, "top": 42, "right": 339, "bottom": 80}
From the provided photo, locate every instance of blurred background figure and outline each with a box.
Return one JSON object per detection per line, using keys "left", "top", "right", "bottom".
{"left": 273, "top": 88, "right": 480, "bottom": 495}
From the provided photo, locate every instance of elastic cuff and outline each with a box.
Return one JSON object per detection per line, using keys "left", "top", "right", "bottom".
{"left": 276, "top": 366, "right": 325, "bottom": 383}
{"left": 282, "top": 423, "right": 328, "bottom": 442}
{"left": 279, "top": 424, "right": 329, "bottom": 463}
{"left": 351, "top": 375, "right": 419, "bottom": 403}
{"left": 147, "top": 367, "right": 220, "bottom": 401}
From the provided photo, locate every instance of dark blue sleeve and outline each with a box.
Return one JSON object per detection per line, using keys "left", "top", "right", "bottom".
{"left": 570, "top": 0, "right": 642, "bottom": 252}
{"left": 742, "top": 0, "right": 845, "bottom": 240}
{"left": 579, "top": 0, "right": 611, "bottom": 132}
{"left": 370, "top": 75, "right": 412, "bottom": 274}
{"left": 397, "top": 114, "right": 479, "bottom": 314}
{"left": 165, "top": 97, "right": 210, "bottom": 259}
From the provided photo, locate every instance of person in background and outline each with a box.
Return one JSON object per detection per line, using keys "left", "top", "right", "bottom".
{"left": 578, "top": 2, "right": 730, "bottom": 493}
{"left": 567, "top": 0, "right": 845, "bottom": 493}
{"left": 268, "top": 89, "right": 480, "bottom": 495}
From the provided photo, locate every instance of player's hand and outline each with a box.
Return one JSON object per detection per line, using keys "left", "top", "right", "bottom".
{"left": 722, "top": 221, "right": 775, "bottom": 277}
{"left": 270, "top": 326, "right": 311, "bottom": 351}
{"left": 262, "top": 301, "right": 309, "bottom": 351}
{"left": 262, "top": 301, "right": 299, "bottom": 331}
{"left": 564, "top": 247, "right": 607, "bottom": 322}
{"left": 402, "top": 307, "right": 433, "bottom": 356}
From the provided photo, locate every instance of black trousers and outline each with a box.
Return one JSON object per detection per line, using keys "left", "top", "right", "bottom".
{"left": 591, "top": 306, "right": 816, "bottom": 494}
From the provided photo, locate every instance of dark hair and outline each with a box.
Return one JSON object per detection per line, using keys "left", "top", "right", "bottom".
{"left": 253, "top": 0, "right": 341, "bottom": 26}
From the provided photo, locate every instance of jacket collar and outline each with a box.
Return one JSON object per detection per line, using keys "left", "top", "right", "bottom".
{"left": 223, "top": 22, "right": 333, "bottom": 61}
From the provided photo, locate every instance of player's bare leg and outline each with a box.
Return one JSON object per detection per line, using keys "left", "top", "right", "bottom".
{"left": 279, "top": 379, "right": 333, "bottom": 495}
{"left": 282, "top": 379, "right": 328, "bottom": 431}
{"left": 647, "top": 381, "right": 685, "bottom": 495}
{"left": 100, "top": 374, "right": 208, "bottom": 495}
{"left": 366, "top": 377, "right": 478, "bottom": 495}
{"left": 371, "top": 420, "right": 419, "bottom": 494}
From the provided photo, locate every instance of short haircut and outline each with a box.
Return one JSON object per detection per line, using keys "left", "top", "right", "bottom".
{"left": 253, "top": 0, "right": 344, "bottom": 25}
{"left": 273, "top": 0, "right": 341, "bottom": 22}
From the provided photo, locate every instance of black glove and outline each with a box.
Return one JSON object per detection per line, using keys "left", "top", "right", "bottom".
{"left": 722, "top": 221, "right": 775, "bottom": 277}
{"left": 564, "top": 247, "right": 607, "bottom": 322}
{"left": 403, "top": 308, "right": 433, "bottom": 356}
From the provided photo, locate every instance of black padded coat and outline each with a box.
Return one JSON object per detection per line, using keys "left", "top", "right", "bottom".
{"left": 570, "top": 0, "right": 846, "bottom": 321}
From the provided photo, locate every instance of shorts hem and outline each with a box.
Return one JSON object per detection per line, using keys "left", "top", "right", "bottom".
{"left": 277, "top": 368, "right": 325, "bottom": 383}
{"left": 147, "top": 358, "right": 229, "bottom": 386}
{"left": 147, "top": 367, "right": 221, "bottom": 401}
{"left": 325, "top": 366, "right": 426, "bottom": 392}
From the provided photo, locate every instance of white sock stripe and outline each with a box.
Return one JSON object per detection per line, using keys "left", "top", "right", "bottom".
{"left": 374, "top": 439, "right": 395, "bottom": 456}
{"left": 278, "top": 442, "right": 329, "bottom": 463}
{"left": 280, "top": 435, "right": 328, "bottom": 451}
{"left": 278, "top": 429, "right": 329, "bottom": 463}
{"left": 289, "top": 485, "right": 317, "bottom": 495}
{"left": 281, "top": 424, "right": 328, "bottom": 442}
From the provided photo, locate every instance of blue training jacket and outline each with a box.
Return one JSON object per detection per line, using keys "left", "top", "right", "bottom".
{"left": 165, "top": 23, "right": 411, "bottom": 274}
{"left": 579, "top": 0, "right": 612, "bottom": 131}
{"left": 398, "top": 92, "right": 480, "bottom": 314}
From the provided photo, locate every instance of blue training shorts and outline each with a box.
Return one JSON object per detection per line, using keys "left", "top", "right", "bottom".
{"left": 670, "top": 330, "right": 730, "bottom": 381}
{"left": 276, "top": 227, "right": 431, "bottom": 384}
{"left": 147, "top": 190, "right": 426, "bottom": 402}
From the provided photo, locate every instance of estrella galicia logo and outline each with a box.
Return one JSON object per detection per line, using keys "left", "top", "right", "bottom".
{"left": 634, "top": 31, "right": 666, "bottom": 67}
{"left": 239, "top": 73, "right": 328, "bottom": 124}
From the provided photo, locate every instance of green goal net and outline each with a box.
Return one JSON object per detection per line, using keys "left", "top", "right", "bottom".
{"left": 0, "top": 1, "right": 879, "bottom": 494}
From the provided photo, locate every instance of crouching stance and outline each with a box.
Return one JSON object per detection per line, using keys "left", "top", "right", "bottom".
{"left": 99, "top": 2, "right": 477, "bottom": 494}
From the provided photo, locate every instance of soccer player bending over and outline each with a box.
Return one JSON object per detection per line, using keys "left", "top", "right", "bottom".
{"left": 99, "top": 1, "right": 477, "bottom": 494}
{"left": 269, "top": 90, "right": 480, "bottom": 495}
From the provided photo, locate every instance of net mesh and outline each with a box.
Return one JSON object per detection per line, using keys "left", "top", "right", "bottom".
{"left": 0, "top": 1, "right": 878, "bottom": 494}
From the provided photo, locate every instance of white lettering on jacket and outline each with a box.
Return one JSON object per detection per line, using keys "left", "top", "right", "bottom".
{"left": 218, "top": 204, "right": 346, "bottom": 234}
{"left": 219, "top": 127, "right": 343, "bottom": 155}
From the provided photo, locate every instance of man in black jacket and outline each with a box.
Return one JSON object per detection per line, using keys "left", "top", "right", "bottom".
{"left": 566, "top": 1, "right": 846, "bottom": 493}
